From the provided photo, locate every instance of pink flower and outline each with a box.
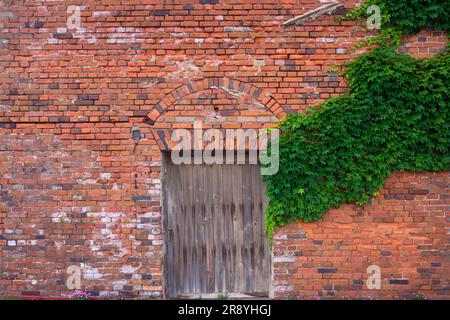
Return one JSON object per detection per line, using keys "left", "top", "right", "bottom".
{"left": 70, "top": 290, "right": 92, "bottom": 300}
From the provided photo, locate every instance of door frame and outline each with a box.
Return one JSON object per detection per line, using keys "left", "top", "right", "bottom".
{"left": 160, "top": 152, "right": 273, "bottom": 299}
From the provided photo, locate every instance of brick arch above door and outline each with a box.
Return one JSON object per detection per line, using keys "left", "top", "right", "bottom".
{"left": 145, "top": 77, "right": 289, "bottom": 151}
{"left": 146, "top": 77, "right": 288, "bottom": 123}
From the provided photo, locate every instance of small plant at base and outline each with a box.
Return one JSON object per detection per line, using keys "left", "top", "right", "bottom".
{"left": 69, "top": 290, "right": 92, "bottom": 300}
{"left": 408, "top": 293, "right": 427, "bottom": 300}
{"left": 217, "top": 292, "right": 229, "bottom": 300}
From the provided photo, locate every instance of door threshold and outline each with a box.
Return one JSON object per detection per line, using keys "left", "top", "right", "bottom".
{"left": 176, "top": 293, "right": 269, "bottom": 300}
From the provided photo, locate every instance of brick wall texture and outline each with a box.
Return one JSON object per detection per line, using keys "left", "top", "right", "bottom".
{"left": 0, "top": 0, "right": 448, "bottom": 299}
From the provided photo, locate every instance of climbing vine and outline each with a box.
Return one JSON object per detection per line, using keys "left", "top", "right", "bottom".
{"left": 344, "top": 0, "right": 449, "bottom": 47}
{"left": 262, "top": 1, "right": 450, "bottom": 237}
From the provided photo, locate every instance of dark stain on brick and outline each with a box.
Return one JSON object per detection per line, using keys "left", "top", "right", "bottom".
{"left": 352, "top": 279, "right": 363, "bottom": 286}
{"left": 410, "top": 189, "right": 429, "bottom": 195}
{"left": 304, "top": 76, "right": 318, "bottom": 82}
{"left": 32, "top": 99, "right": 49, "bottom": 106}
{"left": 17, "top": 78, "right": 33, "bottom": 84}
{"left": 68, "top": 83, "right": 80, "bottom": 89}
{"left": 417, "top": 268, "right": 431, "bottom": 274}
{"left": 384, "top": 194, "right": 408, "bottom": 200}
{"left": 327, "top": 71, "right": 338, "bottom": 77}
{"left": 285, "top": 107, "right": 297, "bottom": 116}
{"left": 142, "top": 274, "right": 152, "bottom": 280}
{"left": 79, "top": 94, "right": 99, "bottom": 100}
{"left": 334, "top": 7, "right": 348, "bottom": 15}
{"left": 75, "top": 99, "right": 94, "bottom": 106}
{"left": 22, "top": 291, "right": 41, "bottom": 296}
{"left": 373, "top": 217, "right": 394, "bottom": 223}
{"left": 287, "top": 233, "right": 306, "bottom": 239}
{"left": 132, "top": 77, "right": 150, "bottom": 83}
{"left": 318, "top": 268, "right": 337, "bottom": 274}
{"left": 57, "top": 116, "right": 70, "bottom": 123}
{"left": 89, "top": 291, "right": 100, "bottom": 297}
{"left": 53, "top": 32, "right": 74, "bottom": 40}
{"left": 113, "top": 11, "right": 130, "bottom": 17}
{"left": 284, "top": 59, "right": 296, "bottom": 66}
{"left": 389, "top": 279, "right": 409, "bottom": 285}
{"left": 119, "top": 291, "right": 137, "bottom": 298}
{"left": 98, "top": 105, "right": 110, "bottom": 112}
{"left": 431, "top": 262, "right": 441, "bottom": 267}
{"left": 302, "top": 92, "right": 320, "bottom": 99}
{"left": 151, "top": 10, "right": 170, "bottom": 16}
{"left": 132, "top": 195, "right": 153, "bottom": 202}
{"left": 0, "top": 122, "right": 16, "bottom": 129}
{"left": 200, "top": 0, "right": 219, "bottom": 4}
{"left": 137, "top": 93, "right": 148, "bottom": 100}
{"left": 133, "top": 111, "right": 149, "bottom": 117}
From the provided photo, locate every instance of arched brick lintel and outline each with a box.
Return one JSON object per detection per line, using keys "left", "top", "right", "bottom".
{"left": 145, "top": 77, "right": 288, "bottom": 123}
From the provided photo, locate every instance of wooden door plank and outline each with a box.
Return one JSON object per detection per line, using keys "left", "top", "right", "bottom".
{"left": 251, "top": 164, "right": 261, "bottom": 293}
{"left": 231, "top": 165, "right": 244, "bottom": 293}
{"left": 260, "top": 167, "right": 270, "bottom": 293}
{"left": 221, "top": 164, "right": 234, "bottom": 293}
{"left": 203, "top": 164, "right": 215, "bottom": 293}
{"left": 212, "top": 164, "right": 224, "bottom": 293}
{"left": 242, "top": 164, "right": 254, "bottom": 293}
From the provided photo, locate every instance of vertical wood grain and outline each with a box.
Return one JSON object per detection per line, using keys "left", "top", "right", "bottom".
{"left": 163, "top": 154, "right": 269, "bottom": 297}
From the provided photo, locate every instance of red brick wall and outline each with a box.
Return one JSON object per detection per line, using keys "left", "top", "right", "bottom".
{"left": 273, "top": 172, "right": 450, "bottom": 300}
{"left": 0, "top": 0, "right": 448, "bottom": 299}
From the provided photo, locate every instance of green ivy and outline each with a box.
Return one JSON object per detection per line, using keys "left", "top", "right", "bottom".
{"left": 261, "top": 1, "right": 450, "bottom": 238}
{"left": 262, "top": 45, "right": 450, "bottom": 237}
{"left": 344, "top": 0, "right": 450, "bottom": 47}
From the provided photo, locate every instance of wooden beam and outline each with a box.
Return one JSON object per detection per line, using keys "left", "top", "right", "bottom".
{"left": 283, "top": 1, "right": 344, "bottom": 27}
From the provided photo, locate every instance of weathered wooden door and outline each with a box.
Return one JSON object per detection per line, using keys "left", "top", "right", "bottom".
{"left": 162, "top": 154, "right": 270, "bottom": 298}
